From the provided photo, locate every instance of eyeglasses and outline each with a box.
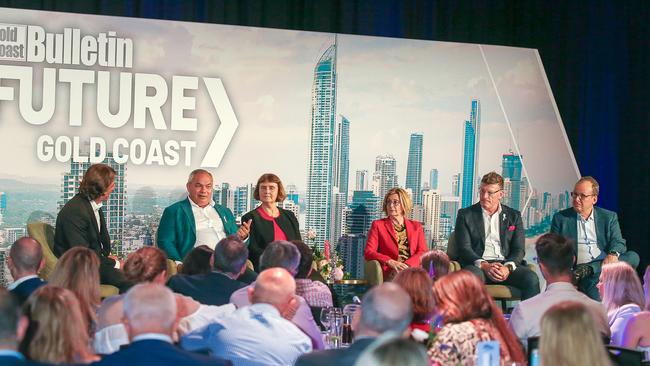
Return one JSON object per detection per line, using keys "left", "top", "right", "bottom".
{"left": 570, "top": 192, "right": 595, "bottom": 200}
{"left": 386, "top": 200, "right": 401, "bottom": 207}
{"left": 480, "top": 189, "right": 502, "bottom": 197}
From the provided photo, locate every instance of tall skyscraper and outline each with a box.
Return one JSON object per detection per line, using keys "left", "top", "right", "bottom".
{"left": 501, "top": 153, "right": 522, "bottom": 210}
{"left": 405, "top": 133, "right": 423, "bottom": 205}
{"left": 355, "top": 170, "right": 368, "bottom": 191}
{"left": 440, "top": 196, "right": 460, "bottom": 230}
{"left": 451, "top": 173, "right": 461, "bottom": 197}
{"left": 347, "top": 190, "right": 380, "bottom": 235}
{"left": 330, "top": 191, "right": 347, "bottom": 246}
{"left": 422, "top": 189, "right": 441, "bottom": 248}
{"left": 306, "top": 41, "right": 337, "bottom": 249}
{"left": 233, "top": 184, "right": 254, "bottom": 217}
{"left": 333, "top": 115, "right": 350, "bottom": 198}
{"left": 429, "top": 169, "right": 439, "bottom": 190}
{"left": 0, "top": 192, "right": 6, "bottom": 216}
{"left": 336, "top": 234, "right": 366, "bottom": 279}
{"left": 214, "top": 183, "right": 234, "bottom": 211}
{"left": 59, "top": 152, "right": 127, "bottom": 257}
{"left": 372, "top": 154, "right": 397, "bottom": 201}
{"left": 0, "top": 247, "right": 10, "bottom": 288}
{"left": 460, "top": 99, "right": 481, "bottom": 208}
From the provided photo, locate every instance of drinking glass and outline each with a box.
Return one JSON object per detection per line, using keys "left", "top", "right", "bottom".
{"left": 320, "top": 307, "right": 332, "bottom": 332}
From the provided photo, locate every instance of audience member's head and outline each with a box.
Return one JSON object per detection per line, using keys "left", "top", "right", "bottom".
{"left": 419, "top": 250, "right": 449, "bottom": 282}
{"left": 355, "top": 283, "right": 412, "bottom": 338}
{"left": 259, "top": 240, "right": 301, "bottom": 275}
{"left": 355, "top": 337, "right": 428, "bottom": 366}
{"left": 213, "top": 235, "right": 249, "bottom": 276}
{"left": 599, "top": 262, "right": 645, "bottom": 312}
{"left": 49, "top": 246, "right": 100, "bottom": 333}
{"left": 123, "top": 246, "right": 168, "bottom": 284}
{"left": 393, "top": 268, "right": 434, "bottom": 324}
{"left": 432, "top": 270, "right": 524, "bottom": 362}
{"left": 20, "top": 285, "right": 95, "bottom": 364}
{"left": 249, "top": 268, "right": 297, "bottom": 315}
{"left": 123, "top": 283, "right": 178, "bottom": 339}
{"left": 535, "top": 232, "right": 575, "bottom": 279}
{"left": 180, "top": 245, "right": 214, "bottom": 275}
{"left": 540, "top": 301, "right": 611, "bottom": 366}
{"left": 292, "top": 240, "right": 314, "bottom": 279}
{"left": 7, "top": 237, "right": 43, "bottom": 279}
{"left": 0, "top": 289, "right": 27, "bottom": 350}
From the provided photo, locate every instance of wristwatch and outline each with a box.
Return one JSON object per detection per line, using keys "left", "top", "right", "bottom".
{"left": 608, "top": 251, "right": 620, "bottom": 257}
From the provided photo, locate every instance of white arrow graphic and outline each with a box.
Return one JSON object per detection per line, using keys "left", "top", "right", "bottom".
{"left": 201, "top": 77, "right": 239, "bottom": 168}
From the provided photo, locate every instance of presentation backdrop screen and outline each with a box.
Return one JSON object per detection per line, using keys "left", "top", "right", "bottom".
{"left": 0, "top": 8, "right": 579, "bottom": 275}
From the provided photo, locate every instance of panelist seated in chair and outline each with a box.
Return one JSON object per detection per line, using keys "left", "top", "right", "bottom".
{"left": 550, "top": 176, "right": 639, "bottom": 300}
{"left": 455, "top": 172, "right": 540, "bottom": 300}
{"left": 364, "top": 187, "right": 427, "bottom": 280}
{"left": 157, "top": 169, "right": 251, "bottom": 263}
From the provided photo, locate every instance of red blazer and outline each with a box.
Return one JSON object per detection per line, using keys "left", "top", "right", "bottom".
{"left": 364, "top": 217, "right": 428, "bottom": 278}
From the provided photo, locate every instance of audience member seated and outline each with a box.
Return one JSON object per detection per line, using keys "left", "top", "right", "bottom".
{"left": 241, "top": 173, "right": 302, "bottom": 271}
{"left": 20, "top": 286, "right": 98, "bottom": 364}
{"left": 364, "top": 187, "right": 427, "bottom": 280}
{"left": 622, "top": 265, "right": 650, "bottom": 354}
{"left": 230, "top": 240, "right": 324, "bottom": 350}
{"left": 49, "top": 246, "right": 101, "bottom": 336}
{"left": 179, "top": 245, "right": 215, "bottom": 276}
{"left": 427, "top": 270, "right": 525, "bottom": 365}
{"left": 292, "top": 240, "right": 333, "bottom": 308}
{"left": 6, "top": 237, "right": 46, "bottom": 305}
{"left": 0, "top": 288, "right": 52, "bottom": 366}
{"left": 295, "top": 282, "right": 412, "bottom": 366}
{"left": 182, "top": 268, "right": 312, "bottom": 365}
{"left": 95, "top": 246, "right": 235, "bottom": 354}
{"left": 455, "top": 172, "right": 540, "bottom": 300}
{"left": 510, "top": 233, "right": 610, "bottom": 346}
{"left": 539, "top": 301, "right": 612, "bottom": 366}
{"left": 419, "top": 249, "right": 450, "bottom": 282}
{"left": 392, "top": 268, "right": 435, "bottom": 342}
{"left": 355, "top": 337, "right": 428, "bottom": 366}
{"left": 599, "top": 262, "right": 645, "bottom": 345}
{"left": 550, "top": 176, "right": 639, "bottom": 300}
{"left": 168, "top": 236, "right": 248, "bottom": 306}
{"left": 92, "top": 283, "right": 232, "bottom": 366}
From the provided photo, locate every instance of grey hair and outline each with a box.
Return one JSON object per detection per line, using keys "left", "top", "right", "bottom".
{"left": 259, "top": 240, "right": 301, "bottom": 274}
{"left": 360, "top": 283, "right": 412, "bottom": 334}
{"left": 123, "top": 283, "right": 176, "bottom": 330}
{"left": 214, "top": 236, "right": 249, "bottom": 273}
{"left": 577, "top": 176, "right": 600, "bottom": 196}
{"left": 187, "top": 169, "right": 213, "bottom": 184}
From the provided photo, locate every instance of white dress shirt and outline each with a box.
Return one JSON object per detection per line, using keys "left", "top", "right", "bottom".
{"left": 509, "top": 281, "right": 610, "bottom": 347}
{"left": 481, "top": 205, "right": 504, "bottom": 261}
{"left": 189, "top": 198, "right": 226, "bottom": 249}
{"left": 89, "top": 199, "right": 120, "bottom": 269}
{"left": 576, "top": 210, "right": 603, "bottom": 264}
{"left": 181, "top": 303, "right": 312, "bottom": 366}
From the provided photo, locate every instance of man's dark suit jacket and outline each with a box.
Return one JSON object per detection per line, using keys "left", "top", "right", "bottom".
{"left": 91, "top": 339, "right": 232, "bottom": 366}
{"left": 550, "top": 206, "right": 628, "bottom": 256}
{"left": 455, "top": 203, "right": 525, "bottom": 265}
{"left": 167, "top": 272, "right": 247, "bottom": 306}
{"left": 10, "top": 277, "right": 46, "bottom": 305}
{"left": 53, "top": 193, "right": 128, "bottom": 290}
{"left": 294, "top": 337, "right": 374, "bottom": 366}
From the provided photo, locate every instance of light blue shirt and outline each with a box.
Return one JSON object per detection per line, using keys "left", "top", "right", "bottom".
{"left": 576, "top": 210, "right": 603, "bottom": 264}
{"left": 181, "top": 303, "right": 312, "bottom": 366}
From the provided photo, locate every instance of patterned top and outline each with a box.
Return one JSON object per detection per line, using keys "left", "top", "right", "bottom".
{"left": 295, "top": 279, "right": 333, "bottom": 308}
{"left": 428, "top": 318, "right": 514, "bottom": 366}
{"left": 393, "top": 221, "right": 410, "bottom": 262}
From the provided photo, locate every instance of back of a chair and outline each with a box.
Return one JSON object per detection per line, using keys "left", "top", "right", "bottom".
{"left": 446, "top": 231, "right": 458, "bottom": 261}
{"left": 27, "top": 221, "right": 57, "bottom": 280}
{"left": 607, "top": 345, "right": 644, "bottom": 366}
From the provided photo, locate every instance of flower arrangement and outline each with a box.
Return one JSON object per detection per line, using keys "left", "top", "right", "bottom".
{"left": 306, "top": 229, "right": 349, "bottom": 281}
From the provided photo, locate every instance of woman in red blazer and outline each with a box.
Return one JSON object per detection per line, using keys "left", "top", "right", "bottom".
{"left": 364, "top": 187, "right": 428, "bottom": 280}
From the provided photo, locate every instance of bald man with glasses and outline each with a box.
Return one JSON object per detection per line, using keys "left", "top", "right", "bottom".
{"left": 455, "top": 172, "right": 540, "bottom": 300}
{"left": 551, "top": 176, "right": 639, "bottom": 300}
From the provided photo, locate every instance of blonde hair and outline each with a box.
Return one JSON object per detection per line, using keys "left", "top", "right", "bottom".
{"left": 540, "top": 301, "right": 612, "bottom": 366}
{"left": 382, "top": 187, "right": 413, "bottom": 217}
{"left": 21, "top": 286, "right": 95, "bottom": 364}
{"left": 49, "top": 247, "right": 100, "bottom": 333}
{"left": 600, "top": 262, "right": 645, "bottom": 312}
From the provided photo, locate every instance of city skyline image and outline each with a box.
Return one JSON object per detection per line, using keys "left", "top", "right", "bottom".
{"left": 1, "top": 8, "right": 579, "bottom": 260}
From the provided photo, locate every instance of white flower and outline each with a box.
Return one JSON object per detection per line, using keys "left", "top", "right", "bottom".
{"left": 306, "top": 229, "right": 317, "bottom": 240}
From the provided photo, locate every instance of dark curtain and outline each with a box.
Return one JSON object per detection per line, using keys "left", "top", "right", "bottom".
{"left": 2, "top": 0, "right": 648, "bottom": 266}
